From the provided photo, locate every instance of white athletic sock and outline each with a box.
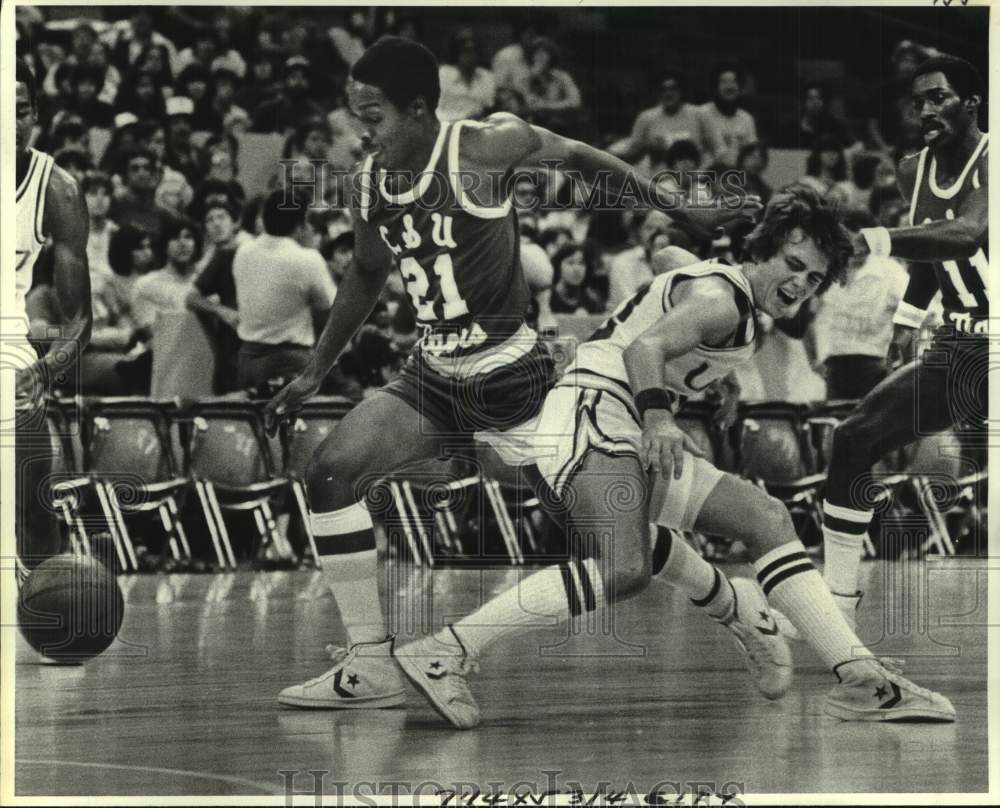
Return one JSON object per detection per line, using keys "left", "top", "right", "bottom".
{"left": 450, "top": 558, "right": 605, "bottom": 658}
{"left": 755, "top": 541, "right": 872, "bottom": 669}
{"left": 822, "top": 502, "right": 874, "bottom": 595}
{"left": 653, "top": 526, "right": 735, "bottom": 623}
{"left": 311, "top": 502, "right": 387, "bottom": 646}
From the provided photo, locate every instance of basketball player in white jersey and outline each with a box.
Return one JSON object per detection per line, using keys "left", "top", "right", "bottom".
{"left": 397, "top": 188, "right": 955, "bottom": 728}
{"left": 14, "top": 59, "right": 92, "bottom": 577}
{"left": 808, "top": 55, "right": 988, "bottom": 629}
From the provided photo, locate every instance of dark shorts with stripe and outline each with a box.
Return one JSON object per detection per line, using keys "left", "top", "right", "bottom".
{"left": 381, "top": 341, "right": 556, "bottom": 436}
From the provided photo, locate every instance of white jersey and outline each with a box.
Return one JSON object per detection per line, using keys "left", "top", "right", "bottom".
{"left": 565, "top": 259, "right": 757, "bottom": 406}
{"left": 14, "top": 148, "right": 55, "bottom": 328}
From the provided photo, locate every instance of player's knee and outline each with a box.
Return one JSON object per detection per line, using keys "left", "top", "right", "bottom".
{"left": 832, "top": 411, "right": 875, "bottom": 454}
{"left": 305, "top": 444, "right": 366, "bottom": 503}
{"left": 753, "top": 495, "right": 796, "bottom": 551}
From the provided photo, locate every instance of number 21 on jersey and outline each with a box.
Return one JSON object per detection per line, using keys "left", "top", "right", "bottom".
{"left": 400, "top": 253, "right": 470, "bottom": 321}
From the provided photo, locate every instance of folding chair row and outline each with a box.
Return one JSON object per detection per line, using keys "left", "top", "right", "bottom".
{"left": 737, "top": 399, "right": 986, "bottom": 557}
{"left": 44, "top": 395, "right": 356, "bottom": 572}
{"left": 42, "top": 392, "right": 982, "bottom": 570}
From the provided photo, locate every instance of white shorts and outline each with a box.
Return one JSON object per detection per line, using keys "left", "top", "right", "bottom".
{"left": 477, "top": 380, "right": 724, "bottom": 532}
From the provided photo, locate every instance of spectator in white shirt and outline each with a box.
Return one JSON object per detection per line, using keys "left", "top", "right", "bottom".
{"left": 617, "top": 72, "right": 717, "bottom": 165}
{"left": 132, "top": 217, "right": 201, "bottom": 337}
{"left": 699, "top": 64, "right": 758, "bottom": 167}
{"left": 491, "top": 18, "right": 538, "bottom": 96}
{"left": 524, "top": 37, "right": 582, "bottom": 134}
{"left": 232, "top": 190, "right": 336, "bottom": 393}
{"left": 808, "top": 209, "right": 910, "bottom": 399}
{"left": 438, "top": 30, "right": 496, "bottom": 122}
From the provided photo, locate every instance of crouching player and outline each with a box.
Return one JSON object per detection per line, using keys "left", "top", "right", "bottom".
{"left": 395, "top": 188, "right": 955, "bottom": 728}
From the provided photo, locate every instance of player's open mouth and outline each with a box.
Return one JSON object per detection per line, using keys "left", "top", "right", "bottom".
{"left": 776, "top": 288, "right": 797, "bottom": 305}
{"left": 922, "top": 124, "right": 944, "bottom": 141}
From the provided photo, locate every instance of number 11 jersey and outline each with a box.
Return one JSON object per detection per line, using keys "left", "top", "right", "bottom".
{"left": 907, "top": 133, "right": 988, "bottom": 327}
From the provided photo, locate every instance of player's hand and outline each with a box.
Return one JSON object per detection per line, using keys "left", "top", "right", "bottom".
{"left": 263, "top": 374, "right": 321, "bottom": 437}
{"left": 641, "top": 410, "right": 706, "bottom": 480}
{"left": 887, "top": 323, "right": 918, "bottom": 369}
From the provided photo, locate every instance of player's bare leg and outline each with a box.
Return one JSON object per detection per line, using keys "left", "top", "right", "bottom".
{"left": 396, "top": 451, "right": 653, "bottom": 729}
{"left": 278, "top": 391, "right": 445, "bottom": 709}
{"left": 687, "top": 472, "right": 954, "bottom": 722}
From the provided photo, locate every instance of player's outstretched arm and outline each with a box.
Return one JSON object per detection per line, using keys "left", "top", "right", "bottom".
{"left": 463, "top": 113, "right": 761, "bottom": 241}
{"left": 859, "top": 155, "right": 987, "bottom": 263}
{"left": 623, "top": 276, "right": 740, "bottom": 480}
{"left": 18, "top": 166, "right": 92, "bottom": 401}
{"left": 264, "top": 197, "right": 393, "bottom": 434}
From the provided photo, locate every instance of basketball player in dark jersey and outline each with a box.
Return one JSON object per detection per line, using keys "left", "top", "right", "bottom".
{"left": 790, "top": 55, "right": 987, "bottom": 628}
{"left": 264, "top": 38, "right": 756, "bottom": 709}
{"left": 13, "top": 59, "right": 92, "bottom": 581}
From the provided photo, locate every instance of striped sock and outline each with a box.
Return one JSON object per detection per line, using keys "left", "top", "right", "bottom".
{"left": 451, "top": 558, "right": 605, "bottom": 658}
{"left": 822, "top": 502, "right": 874, "bottom": 595}
{"left": 755, "top": 541, "right": 871, "bottom": 668}
{"left": 653, "top": 526, "right": 735, "bottom": 624}
{"left": 312, "top": 502, "right": 387, "bottom": 647}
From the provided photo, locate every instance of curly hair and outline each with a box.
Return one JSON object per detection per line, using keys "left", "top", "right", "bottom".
{"left": 742, "top": 185, "right": 852, "bottom": 295}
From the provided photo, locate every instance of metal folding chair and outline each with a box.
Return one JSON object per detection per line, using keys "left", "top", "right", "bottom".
{"left": 736, "top": 401, "right": 827, "bottom": 545}
{"left": 186, "top": 399, "right": 291, "bottom": 568}
{"left": 51, "top": 397, "right": 192, "bottom": 572}
{"left": 881, "top": 431, "right": 970, "bottom": 557}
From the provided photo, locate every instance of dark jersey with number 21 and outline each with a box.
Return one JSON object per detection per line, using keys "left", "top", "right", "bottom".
{"left": 359, "top": 120, "right": 533, "bottom": 372}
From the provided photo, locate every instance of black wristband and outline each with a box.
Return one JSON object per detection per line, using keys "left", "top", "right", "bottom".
{"left": 635, "top": 388, "right": 673, "bottom": 417}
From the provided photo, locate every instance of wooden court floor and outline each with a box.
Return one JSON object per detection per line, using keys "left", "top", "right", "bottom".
{"left": 15, "top": 558, "right": 989, "bottom": 797}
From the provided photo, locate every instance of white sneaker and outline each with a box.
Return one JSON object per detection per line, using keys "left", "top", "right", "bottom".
{"left": 727, "top": 578, "right": 793, "bottom": 701}
{"left": 824, "top": 657, "right": 956, "bottom": 722}
{"left": 278, "top": 637, "right": 406, "bottom": 709}
{"left": 395, "top": 627, "right": 481, "bottom": 729}
{"left": 773, "top": 590, "right": 863, "bottom": 642}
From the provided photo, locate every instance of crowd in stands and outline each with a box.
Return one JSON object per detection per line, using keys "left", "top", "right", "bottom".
{"left": 15, "top": 6, "right": 955, "bottom": 404}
